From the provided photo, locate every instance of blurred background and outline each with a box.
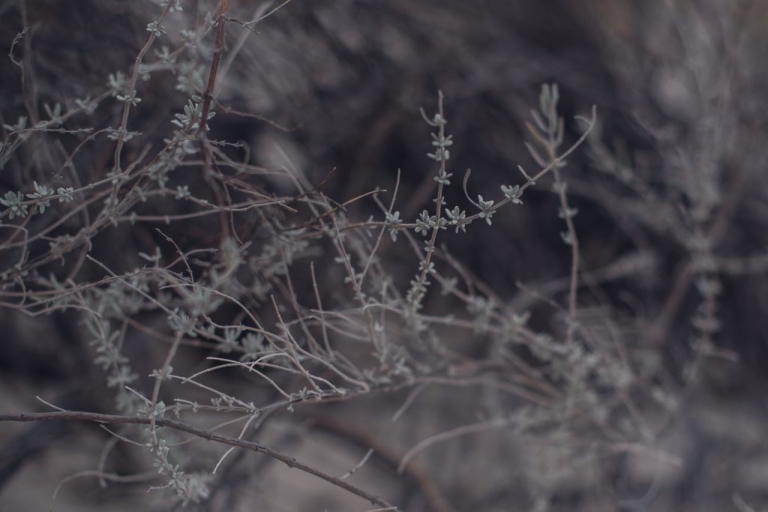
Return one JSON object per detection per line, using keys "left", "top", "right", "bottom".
{"left": 2, "top": 0, "right": 768, "bottom": 511}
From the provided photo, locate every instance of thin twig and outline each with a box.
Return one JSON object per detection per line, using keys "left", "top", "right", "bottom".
{"left": 0, "top": 410, "right": 395, "bottom": 509}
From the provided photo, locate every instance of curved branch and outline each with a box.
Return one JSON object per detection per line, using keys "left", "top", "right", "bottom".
{"left": 0, "top": 410, "right": 395, "bottom": 509}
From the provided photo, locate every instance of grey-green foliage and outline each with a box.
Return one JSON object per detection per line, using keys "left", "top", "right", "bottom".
{"left": 0, "top": 0, "right": 669, "bottom": 507}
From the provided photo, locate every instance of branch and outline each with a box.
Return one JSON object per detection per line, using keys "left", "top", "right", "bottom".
{"left": 0, "top": 410, "right": 395, "bottom": 509}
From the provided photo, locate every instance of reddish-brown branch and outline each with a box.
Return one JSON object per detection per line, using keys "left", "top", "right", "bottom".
{"left": 198, "top": 0, "right": 229, "bottom": 138}
{"left": 196, "top": 0, "right": 231, "bottom": 239}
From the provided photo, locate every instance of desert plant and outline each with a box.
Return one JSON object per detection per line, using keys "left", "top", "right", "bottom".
{"left": 1, "top": 1, "right": 765, "bottom": 511}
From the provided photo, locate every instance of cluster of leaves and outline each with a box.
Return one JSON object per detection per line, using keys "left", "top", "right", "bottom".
{"left": 4, "top": 1, "right": 743, "bottom": 511}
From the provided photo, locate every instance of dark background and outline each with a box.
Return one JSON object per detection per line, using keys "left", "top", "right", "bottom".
{"left": 1, "top": 1, "right": 768, "bottom": 511}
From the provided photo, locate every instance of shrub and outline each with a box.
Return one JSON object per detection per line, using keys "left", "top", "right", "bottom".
{"left": 1, "top": 1, "right": 765, "bottom": 511}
